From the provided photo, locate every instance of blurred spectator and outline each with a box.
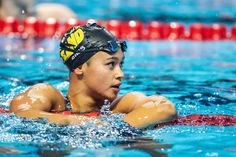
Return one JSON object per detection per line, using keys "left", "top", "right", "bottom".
{"left": 0, "top": 0, "right": 76, "bottom": 21}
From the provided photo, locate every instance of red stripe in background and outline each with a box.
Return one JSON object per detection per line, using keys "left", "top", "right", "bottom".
{"left": 1, "top": 17, "right": 236, "bottom": 40}
{"left": 1, "top": 108, "right": 235, "bottom": 126}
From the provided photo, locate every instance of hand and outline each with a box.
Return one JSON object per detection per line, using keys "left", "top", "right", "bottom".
{"left": 143, "top": 95, "right": 175, "bottom": 110}
{"left": 124, "top": 94, "right": 177, "bottom": 128}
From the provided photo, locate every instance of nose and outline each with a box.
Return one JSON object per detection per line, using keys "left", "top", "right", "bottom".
{"left": 115, "top": 66, "right": 124, "bottom": 79}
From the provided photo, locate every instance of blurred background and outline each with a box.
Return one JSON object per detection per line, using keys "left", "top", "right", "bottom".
{"left": 1, "top": 0, "right": 236, "bottom": 24}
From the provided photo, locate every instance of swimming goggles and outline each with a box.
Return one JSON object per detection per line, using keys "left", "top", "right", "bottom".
{"left": 76, "top": 40, "right": 127, "bottom": 54}
{"left": 60, "top": 40, "right": 127, "bottom": 55}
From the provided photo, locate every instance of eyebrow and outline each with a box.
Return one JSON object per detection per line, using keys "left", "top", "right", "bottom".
{"left": 106, "top": 56, "right": 124, "bottom": 62}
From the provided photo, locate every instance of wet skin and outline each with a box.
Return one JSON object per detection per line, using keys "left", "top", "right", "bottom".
{"left": 10, "top": 49, "right": 177, "bottom": 128}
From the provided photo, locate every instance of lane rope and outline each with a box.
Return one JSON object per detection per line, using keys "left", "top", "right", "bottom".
{"left": 1, "top": 17, "right": 236, "bottom": 40}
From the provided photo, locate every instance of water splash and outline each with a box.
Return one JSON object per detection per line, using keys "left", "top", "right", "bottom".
{"left": 0, "top": 111, "right": 142, "bottom": 151}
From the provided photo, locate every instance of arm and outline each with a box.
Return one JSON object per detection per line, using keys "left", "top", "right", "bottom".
{"left": 9, "top": 83, "right": 90, "bottom": 125}
{"left": 111, "top": 92, "right": 177, "bottom": 129}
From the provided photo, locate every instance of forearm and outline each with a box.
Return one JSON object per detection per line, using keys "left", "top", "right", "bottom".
{"left": 14, "top": 109, "right": 90, "bottom": 125}
{"left": 124, "top": 100, "right": 177, "bottom": 128}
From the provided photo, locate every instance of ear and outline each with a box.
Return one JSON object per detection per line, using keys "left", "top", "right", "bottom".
{"left": 73, "top": 66, "right": 83, "bottom": 75}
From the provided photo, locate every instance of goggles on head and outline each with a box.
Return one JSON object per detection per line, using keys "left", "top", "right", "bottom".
{"left": 60, "top": 40, "right": 127, "bottom": 60}
{"left": 74, "top": 40, "right": 127, "bottom": 54}
{"left": 106, "top": 40, "right": 127, "bottom": 53}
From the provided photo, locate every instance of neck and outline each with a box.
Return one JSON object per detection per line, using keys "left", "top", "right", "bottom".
{"left": 67, "top": 73, "right": 103, "bottom": 113}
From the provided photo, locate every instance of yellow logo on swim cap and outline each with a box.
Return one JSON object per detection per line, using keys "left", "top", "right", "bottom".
{"left": 67, "top": 28, "right": 84, "bottom": 50}
{"left": 60, "top": 50, "right": 73, "bottom": 62}
{"left": 60, "top": 27, "right": 84, "bottom": 62}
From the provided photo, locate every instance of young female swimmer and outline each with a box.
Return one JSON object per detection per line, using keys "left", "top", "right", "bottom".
{"left": 10, "top": 23, "right": 177, "bottom": 129}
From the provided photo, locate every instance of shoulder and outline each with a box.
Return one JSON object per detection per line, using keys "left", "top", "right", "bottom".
{"left": 111, "top": 92, "right": 145, "bottom": 105}
{"left": 122, "top": 92, "right": 146, "bottom": 98}
{"left": 117, "top": 92, "right": 147, "bottom": 104}
{"left": 29, "top": 83, "right": 56, "bottom": 90}
{"left": 10, "top": 83, "right": 66, "bottom": 112}
{"left": 111, "top": 92, "right": 148, "bottom": 113}
{"left": 28, "top": 83, "right": 65, "bottom": 103}
{"left": 26, "top": 83, "right": 62, "bottom": 97}
{"left": 32, "top": 83, "right": 60, "bottom": 92}
{"left": 111, "top": 92, "right": 175, "bottom": 114}
{"left": 12, "top": 83, "right": 63, "bottom": 101}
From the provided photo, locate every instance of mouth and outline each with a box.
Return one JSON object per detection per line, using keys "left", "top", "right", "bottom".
{"left": 111, "top": 83, "right": 121, "bottom": 88}
{"left": 111, "top": 84, "right": 121, "bottom": 93}
{"left": 111, "top": 85, "right": 120, "bottom": 89}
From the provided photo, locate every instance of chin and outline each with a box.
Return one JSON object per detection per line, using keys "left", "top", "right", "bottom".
{"left": 105, "top": 94, "right": 118, "bottom": 102}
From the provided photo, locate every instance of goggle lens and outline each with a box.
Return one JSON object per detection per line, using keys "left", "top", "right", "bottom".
{"left": 106, "top": 40, "right": 127, "bottom": 53}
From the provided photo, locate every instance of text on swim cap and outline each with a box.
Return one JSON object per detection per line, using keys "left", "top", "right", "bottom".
{"left": 60, "top": 50, "right": 73, "bottom": 62}
{"left": 67, "top": 28, "right": 84, "bottom": 50}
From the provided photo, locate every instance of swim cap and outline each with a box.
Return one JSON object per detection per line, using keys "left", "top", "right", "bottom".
{"left": 59, "top": 23, "right": 127, "bottom": 71}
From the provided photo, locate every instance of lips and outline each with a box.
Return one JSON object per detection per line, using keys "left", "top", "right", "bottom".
{"left": 111, "top": 85, "right": 120, "bottom": 88}
{"left": 111, "top": 83, "right": 121, "bottom": 93}
{"left": 111, "top": 83, "right": 121, "bottom": 88}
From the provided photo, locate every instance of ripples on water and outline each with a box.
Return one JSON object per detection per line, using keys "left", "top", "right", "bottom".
{"left": 0, "top": 106, "right": 146, "bottom": 156}
{"left": 0, "top": 39, "right": 236, "bottom": 156}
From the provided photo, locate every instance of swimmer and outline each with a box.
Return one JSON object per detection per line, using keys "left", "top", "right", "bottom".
{"left": 0, "top": 0, "right": 76, "bottom": 21}
{"left": 10, "top": 23, "right": 177, "bottom": 129}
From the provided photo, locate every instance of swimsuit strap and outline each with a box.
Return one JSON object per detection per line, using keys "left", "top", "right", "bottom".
{"left": 0, "top": 107, "right": 100, "bottom": 117}
{"left": 59, "top": 111, "right": 101, "bottom": 117}
{"left": 59, "top": 96, "right": 101, "bottom": 117}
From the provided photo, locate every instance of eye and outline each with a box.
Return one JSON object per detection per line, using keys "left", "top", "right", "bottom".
{"left": 106, "top": 61, "right": 116, "bottom": 69}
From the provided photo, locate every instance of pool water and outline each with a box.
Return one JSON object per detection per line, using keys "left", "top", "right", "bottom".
{"left": 37, "top": 0, "right": 236, "bottom": 23}
{"left": 0, "top": 36, "right": 235, "bottom": 156}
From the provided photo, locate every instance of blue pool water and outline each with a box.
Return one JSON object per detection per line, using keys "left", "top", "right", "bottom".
{"left": 0, "top": 36, "right": 235, "bottom": 156}
{"left": 37, "top": 0, "right": 236, "bottom": 23}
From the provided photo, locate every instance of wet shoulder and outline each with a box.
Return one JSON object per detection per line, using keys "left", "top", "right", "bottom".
{"left": 26, "top": 83, "right": 62, "bottom": 99}
{"left": 27, "top": 83, "right": 66, "bottom": 111}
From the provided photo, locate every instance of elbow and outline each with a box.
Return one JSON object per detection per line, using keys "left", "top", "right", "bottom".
{"left": 163, "top": 102, "right": 177, "bottom": 121}
{"left": 149, "top": 95, "right": 177, "bottom": 119}
{"left": 170, "top": 105, "right": 177, "bottom": 119}
{"left": 168, "top": 101, "right": 177, "bottom": 115}
{"left": 152, "top": 96, "right": 177, "bottom": 123}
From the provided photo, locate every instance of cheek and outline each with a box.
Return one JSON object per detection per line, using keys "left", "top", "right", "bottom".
{"left": 84, "top": 65, "right": 112, "bottom": 88}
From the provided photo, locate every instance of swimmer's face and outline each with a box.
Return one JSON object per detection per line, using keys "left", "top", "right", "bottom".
{"left": 81, "top": 49, "right": 124, "bottom": 101}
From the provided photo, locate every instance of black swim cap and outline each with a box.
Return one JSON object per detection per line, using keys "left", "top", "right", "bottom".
{"left": 59, "top": 23, "right": 127, "bottom": 71}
